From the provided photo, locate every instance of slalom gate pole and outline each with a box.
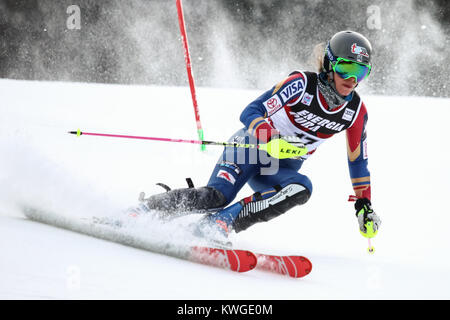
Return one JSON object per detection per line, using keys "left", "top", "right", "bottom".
{"left": 176, "top": 0, "right": 205, "bottom": 151}
{"left": 67, "top": 130, "right": 308, "bottom": 160}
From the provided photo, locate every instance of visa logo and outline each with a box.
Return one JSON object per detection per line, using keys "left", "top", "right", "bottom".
{"left": 280, "top": 80, "right": 305, "bottom": 103}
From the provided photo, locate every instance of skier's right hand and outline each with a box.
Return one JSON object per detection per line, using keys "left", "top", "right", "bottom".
{"left": 260, "top": 134, "right": 308, "bottom": 159}
{"left": 354, "top": 198, "right": 381, "bottom": 238}
{"left": 279, "top": 135, "right": 306, "bottom": 149}
{"left": 278, "top": 135, "right": 306, "bottom": 159}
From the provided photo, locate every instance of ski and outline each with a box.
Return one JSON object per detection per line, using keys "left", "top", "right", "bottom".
{"left": 22, "top": 207, "right": 312, "bottom": 276}
{"left": 255, "top": 253, "right": 312, "bottom": 278}
{"left": 191, "top": 246, "right": 256, "bottom": 273}
{"left": 22, "top": 207, "right": 256, "bottom": 273}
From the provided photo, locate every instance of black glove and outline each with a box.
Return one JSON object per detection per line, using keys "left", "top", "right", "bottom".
{"left": 354, "top": 198, "right": 381, "bottom": 237}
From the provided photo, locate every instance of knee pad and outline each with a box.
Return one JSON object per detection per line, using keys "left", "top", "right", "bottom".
{"left": 233, "top": 183, "right": 311, "bottom": 232}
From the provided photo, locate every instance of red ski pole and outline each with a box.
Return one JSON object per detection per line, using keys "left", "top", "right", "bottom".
{"left": 176, "top": 0, "right": 205, "bottom": 150}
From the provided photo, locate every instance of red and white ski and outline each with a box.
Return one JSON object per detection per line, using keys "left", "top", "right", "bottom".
{"left": 190, "top": 246, "right": 257, "bottom": 273}
{"left": 255, "top": 253, "right": 312, "bottom": 278}
{"left": 22, "top": 207, "right": 258, "bottom": 274}
{"left": 23, "top": 207, "right": 310, "bottom": 277}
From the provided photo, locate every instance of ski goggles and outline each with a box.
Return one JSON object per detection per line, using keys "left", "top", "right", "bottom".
{"left": 332, "top": 58, "right": 372, "bottom": 83}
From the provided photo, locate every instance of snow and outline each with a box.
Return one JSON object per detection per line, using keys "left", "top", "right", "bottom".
{"left": 0, "top": 78, "right": 450, "bottom": 299}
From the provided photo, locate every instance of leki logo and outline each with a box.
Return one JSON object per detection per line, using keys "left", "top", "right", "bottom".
{"left": 351, "top": 43, "right": 369, "bottom": 57}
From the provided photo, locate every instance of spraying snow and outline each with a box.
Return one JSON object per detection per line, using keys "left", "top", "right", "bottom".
{"left": 0, "top": 79, "right": 449, "bottom": 299}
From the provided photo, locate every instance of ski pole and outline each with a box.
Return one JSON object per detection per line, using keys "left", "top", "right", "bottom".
{"left": 68, "top": 130, "right": 308, "bottom": 159}
{"left": 364, "top": 221, "right": 376, "bottom": 254}
{"left": 348, "top": 195, "right": 376, "bottom": 254}
{"left": 176, "top": 0, "right": 205, "bottom": 151}
{"left": 367, "top": 238, "right": 375, "bottom": 254}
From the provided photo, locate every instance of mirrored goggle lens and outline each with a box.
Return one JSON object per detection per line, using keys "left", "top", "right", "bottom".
{"left": 334, "top": 61, "right": 370, "bottom": 82}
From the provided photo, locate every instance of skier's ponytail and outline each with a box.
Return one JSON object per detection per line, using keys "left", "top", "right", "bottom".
{"left": 309, "top": 42, "right": 326, "bottom": 73}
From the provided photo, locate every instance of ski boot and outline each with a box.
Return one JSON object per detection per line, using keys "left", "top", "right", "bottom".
{"left": 126, "top": 178, "right": 227, "bottom": 221}
{"left": 192, "top": 202, "right": 243, "bottom": 248}
{"left": 140, "top": 179, "right": 226, "bottom": 219}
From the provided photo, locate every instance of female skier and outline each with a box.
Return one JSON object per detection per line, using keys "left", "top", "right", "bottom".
{"left": 141, "top": 30, "right": 381, "bottom": 241}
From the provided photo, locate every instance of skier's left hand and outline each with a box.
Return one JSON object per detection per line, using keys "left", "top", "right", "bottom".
{"left": 354, "top": 198, "right": 381, "bottom": 238}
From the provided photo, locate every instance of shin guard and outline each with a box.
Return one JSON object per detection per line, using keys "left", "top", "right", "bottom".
{"left": 232, "top": 183, "right": 311, "bottom": 232}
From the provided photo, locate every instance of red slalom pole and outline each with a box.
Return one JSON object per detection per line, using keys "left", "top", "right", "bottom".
{"left": 176, "top": 0, "right": 205, "bottom": 150}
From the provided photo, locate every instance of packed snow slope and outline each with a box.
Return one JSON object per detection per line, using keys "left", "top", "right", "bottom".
{"left": 0, "top": 78, "right": 449, "bottom": 299}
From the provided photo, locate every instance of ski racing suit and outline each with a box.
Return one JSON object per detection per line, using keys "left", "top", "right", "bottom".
{"left": 146, "top": 71, "right": 370, "bottom": 234}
